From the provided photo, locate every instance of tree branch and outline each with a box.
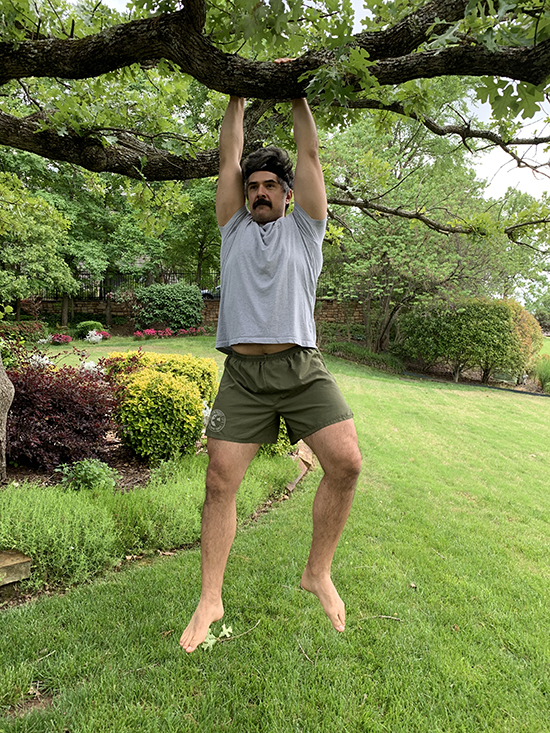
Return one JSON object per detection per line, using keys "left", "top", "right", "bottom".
{"left": 328, "top": 183, "right": 550, "bottom": 252}
{"left": 2, "top": 3, "right": 550, "bottom": 95}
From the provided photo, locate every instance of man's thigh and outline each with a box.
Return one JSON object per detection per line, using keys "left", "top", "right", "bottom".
{"left": 302, "top": 419, "right": 361, "bottom": 476}
{"left": 206, "top": 438, "right": 261, "bottom": 492}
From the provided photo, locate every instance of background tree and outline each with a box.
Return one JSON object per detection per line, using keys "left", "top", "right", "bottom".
{"left": 319, "top": 111, "right": 549, "bottom": 352}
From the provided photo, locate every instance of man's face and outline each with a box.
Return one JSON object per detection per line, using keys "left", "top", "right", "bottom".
{"left": 246, "top": 171, "right": 293, "bottom": 224}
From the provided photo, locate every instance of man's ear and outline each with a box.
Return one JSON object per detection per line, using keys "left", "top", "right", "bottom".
{"left": 286, "top": 189, "right": 293, "bottom": 204}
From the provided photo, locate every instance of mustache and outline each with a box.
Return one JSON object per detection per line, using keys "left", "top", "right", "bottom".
{"left": 253, "top": 198, "right": 272, "bottom": 209}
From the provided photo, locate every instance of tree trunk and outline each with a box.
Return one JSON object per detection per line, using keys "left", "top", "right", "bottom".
{"left": 0, "top": 352, "right": 15, "bottom": 483}
{"left": 61, "top": 294, "right": 69, "bottom": 327}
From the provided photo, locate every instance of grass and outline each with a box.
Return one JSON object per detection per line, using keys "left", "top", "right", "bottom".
{"left": 540, "top": 337, "right": 550, "bottom": 357}
{"left": 1, "top": 342, "right": 550, "bottom": 731}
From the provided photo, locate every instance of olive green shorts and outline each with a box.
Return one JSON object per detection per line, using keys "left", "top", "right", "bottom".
{"left": 205, "top": 346, "right": 353, "bottom": 444}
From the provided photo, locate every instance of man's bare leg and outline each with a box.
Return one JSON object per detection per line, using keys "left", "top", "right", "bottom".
{"left": 301, "top": 419, "right": 361, "bottom": 632}
{"left": 180, "top": 438, "right": 259, "bottom": 653}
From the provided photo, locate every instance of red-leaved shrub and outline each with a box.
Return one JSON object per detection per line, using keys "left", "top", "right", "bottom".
{"left": 7, "top": 363, "right": 116, "bottom": 470}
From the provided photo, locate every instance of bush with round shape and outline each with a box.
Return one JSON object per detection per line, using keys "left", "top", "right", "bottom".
{"left": 74, "top": 320, "right": 104, "bottom": 339}
{"left": 0, "top": 482, "right": 117, "bottom": 590}
{"left": 134, "top": 282, "right": 203, "bottom": 331}
{"left": 104, "top": 350, "right": 218, "bottom": 405}
{"left": 117, "top": 368, "right": 203, "bottom": 461}
{"left": 57, "top": 458, "right": 120, "bottom": 495}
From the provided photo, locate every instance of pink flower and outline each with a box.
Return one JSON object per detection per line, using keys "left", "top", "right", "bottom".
{"left": 51, "top": 333, "right": 72, "bottom": 344}
{"left": 99, "top": 330, "right": 111, "bottom": 339}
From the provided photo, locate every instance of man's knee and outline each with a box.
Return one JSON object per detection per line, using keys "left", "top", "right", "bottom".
{"left": 330, "top": 445, "right": 362, "bottom": 485}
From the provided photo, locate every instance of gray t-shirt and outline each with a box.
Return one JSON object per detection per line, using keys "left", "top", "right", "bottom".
{"left": 216, "top": 203, "right": 326, "bottom": 353}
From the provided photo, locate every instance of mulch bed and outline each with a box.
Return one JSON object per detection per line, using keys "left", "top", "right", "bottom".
{"left": 5, "top": 431, "right": 152, "bottom": 490}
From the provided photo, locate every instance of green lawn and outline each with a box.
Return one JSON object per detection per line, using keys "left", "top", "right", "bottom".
{"left": 1, "top": 340, "right": 550, "bottom": 732}
{"left": 541, "top": 337, "right": 550, "bottom": 356}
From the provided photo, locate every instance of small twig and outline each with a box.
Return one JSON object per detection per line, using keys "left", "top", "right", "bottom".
{"left": 298, "top": 641, "right": 315, "bottom": 664}
{"left": 218, "top": 619, "right": 261, "bottom": 643}
{"left": 359, "top": 615, "right": 403, "bottom": 622}
{"left": 432, "top": 548, "right": 446, "bottom": 559}
{"left": 161, "top": 629, "right": 174, "bottom": 637}
{"left": 33, "top": 650, "right": 56, "bottom": 664}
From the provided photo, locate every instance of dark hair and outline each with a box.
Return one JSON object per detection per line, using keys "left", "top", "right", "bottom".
{"left": 241, "top": 146, "right": 294, "bottom": 194}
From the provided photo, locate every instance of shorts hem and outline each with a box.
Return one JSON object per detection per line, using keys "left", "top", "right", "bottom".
{"left": 205, "top": 431, "right": 275, "bottom": 445}
{"left": 291, "top": 411, "right": 354, "bottom": 444}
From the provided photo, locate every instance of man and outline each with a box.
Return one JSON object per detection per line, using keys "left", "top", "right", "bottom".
{"left": 180, "top": 94, "right": 361, "bottom": 653}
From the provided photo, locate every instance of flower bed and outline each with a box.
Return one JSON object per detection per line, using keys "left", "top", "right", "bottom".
{"left": 133, "top": 326, "right": 206, "bottom": 340}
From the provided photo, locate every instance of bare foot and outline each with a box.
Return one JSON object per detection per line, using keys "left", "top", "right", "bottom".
{"left": 179, "top": 598, "right": 224, "bottom": 653}
{"left": 300, "top": 566, "right": 346, "bottom": 632}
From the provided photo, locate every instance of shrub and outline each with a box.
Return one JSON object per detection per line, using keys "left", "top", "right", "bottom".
{"left": 0, "top": 320, "right": 48, "bottom": 344}
{"left": 116, "top": 369, "right": 204, "bottom": 461}
{"left": 51, "top": 333, "right": 72, "bottom": 344}
{"left": 323, "top": 340, "right": 403, "bottom": 373}
{"left": 134, "top": 282, "right": 203, "bottom": 330}
{"left": 7, "top": 361, "right": 115, "bottom": 470}
{"left": 400, "top": 299, "right": 542, "bottom": 383}
{"left": 56, "top": 458, "right": 120, "bottom": 495}
{"left": 74, "top": 320, "right": 104, "bottom": 339}
{"left": 535, "top": 354, "right": 550, "bottom": 393}
{"left": 0, "top": 482, "right": 118, "bottom": 589}
{"left": 259, "top": 418, "right": 296, "bottom": 457}
{"left": 104, "top": 350, "right": 218, "bottom": 405}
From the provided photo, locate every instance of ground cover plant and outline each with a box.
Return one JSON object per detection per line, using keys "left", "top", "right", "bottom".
{"left": 1, "top": 346, "right": 549, "bottom": 731}
{"left": 0, "top": 453, "right": 298, "bottom": 590}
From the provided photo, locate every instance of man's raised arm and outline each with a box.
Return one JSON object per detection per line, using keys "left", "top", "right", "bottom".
{"left": 216, "top": 96, "right": 246, "bottom": 227}
{"left": 292, "top": 98, "right": 327, "bottom": 221}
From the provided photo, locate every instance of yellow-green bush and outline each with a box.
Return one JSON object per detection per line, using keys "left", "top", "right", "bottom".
{"left": 105, "top": 350, "right": 218, "bottom": 405}
{"left": 117, "top": 369, "right": 203, "bottom": 460}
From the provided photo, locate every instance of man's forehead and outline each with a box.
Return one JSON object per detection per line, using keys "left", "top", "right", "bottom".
{"left": 247, "top": 170, "right": 280, "bottom": 185}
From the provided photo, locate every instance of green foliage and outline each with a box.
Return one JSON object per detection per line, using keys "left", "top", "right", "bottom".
{"left": 103, "top": 452, "right": 298, "bottom": 554}
{"left": 107, "top": 455, "right": 206, "bottom": 554}
{"left": 0, "top": 171, "right": 78, "bottom": 301}
{"left": 525, "top": 288, "right": 550, "bottom": 330}
{"left": 116, "top": 368, "right": 204, "bottom": 461}
{"left": 258, "top": 418, "right": 296, "bottom": 457}
{"left": 401, "top": 298, "right": 542, "bottom": 383}
{"left": 74, "top": 320, "right": 104, "bottom": 339}
{"left": 322, "top": 340, "right": 404, "bottom": 373}
{"left": 534, "top": 354, "right": 550, "bottom": 392}
{"left": 134, "top": 282, "right": 203, "bottom": 330}
{"left": 0, "top": 482, "right": 117, "bottom": 590}
{"left": 104, "top": 350, "right": 218, "bottom": 405}
{"left": 56, "top": 458, "right": 120, "bottom": 495}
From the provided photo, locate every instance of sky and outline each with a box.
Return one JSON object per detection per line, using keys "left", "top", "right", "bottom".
{"left": 99, "top": 0, "right": 550, "bottom": 201}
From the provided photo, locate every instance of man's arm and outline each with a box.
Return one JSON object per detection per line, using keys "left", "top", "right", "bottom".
{"left": 292, "top": 98, "right": 327, "bottom": 221}
{"left": 216, "top": 96, "right": 246, "bottom": 227}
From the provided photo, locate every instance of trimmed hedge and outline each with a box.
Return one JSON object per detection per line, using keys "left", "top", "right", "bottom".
{"left": 134, "top": 282, "right": 203, "bottom": 331}
{"left": 116, "top": 369, "right": 204, "bottom": 460}
{"left": 104, "top": 350, "right": 218, "bottom": 405}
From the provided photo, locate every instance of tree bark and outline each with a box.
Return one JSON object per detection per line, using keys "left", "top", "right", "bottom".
{"left": 61, "top": 295, "right": 69, "bottom": 327}
{"left": 0, "top": 353, "right": 15, "bottom": 484}
{"left": 2, "top": 1, "right": 550, "bottom": 181}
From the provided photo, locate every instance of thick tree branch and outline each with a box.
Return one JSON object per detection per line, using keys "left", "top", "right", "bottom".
{"left": 0, "top": 99, "right": 272, "bottom": 180}
{"left": 2, "top": 2, "right": 550, "bottom": 96}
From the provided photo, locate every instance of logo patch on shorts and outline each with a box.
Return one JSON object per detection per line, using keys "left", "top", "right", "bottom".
{"left": 208, "top": 409, "right": 227, "bottom": 432}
